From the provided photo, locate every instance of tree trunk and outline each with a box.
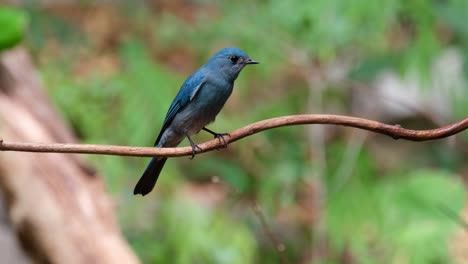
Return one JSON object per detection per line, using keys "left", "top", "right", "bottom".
{"left": 0, "top": 47, "right": 140, "bottom": 264}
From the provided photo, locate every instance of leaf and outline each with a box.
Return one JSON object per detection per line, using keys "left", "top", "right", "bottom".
{"left": 0, "top": 7, "right": 27, "bottom": 51}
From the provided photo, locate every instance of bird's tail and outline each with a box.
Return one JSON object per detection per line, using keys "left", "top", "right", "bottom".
{"left": 133, "top": 157, "right": 167, "bottom": 196}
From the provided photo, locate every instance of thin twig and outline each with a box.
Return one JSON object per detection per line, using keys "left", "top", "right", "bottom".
{"left": 250, "top": 201, "right": 289, "bottom": 264}
{"left": 0, "top": 114, "right": 467, "bottom": 157}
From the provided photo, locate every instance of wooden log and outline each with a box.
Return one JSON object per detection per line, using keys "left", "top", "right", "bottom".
{"left": 0, "top": 47, "right": 140, "bottom": 264}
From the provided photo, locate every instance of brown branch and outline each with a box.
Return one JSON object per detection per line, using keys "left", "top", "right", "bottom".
{"left": 0, "top": 114, "right": 467, "bottom": 157}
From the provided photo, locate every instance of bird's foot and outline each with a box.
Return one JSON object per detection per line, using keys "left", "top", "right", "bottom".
{"left": 202, "top": 127, "right": 230, "bottom": 148}
{"left": 213, "top": 133, "right": 230, "bottom": 148}
{"left": 186, "top": 134, "right": 202, "bottom": 159}
{"left": 189, "top": 142, "right": 202, "bottom": 159}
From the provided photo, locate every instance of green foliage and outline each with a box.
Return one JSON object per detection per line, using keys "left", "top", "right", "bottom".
{"left": 154, "top": 0, "right": 468, "bottom": 81}
{"left": 327, "top": 167, "right": 464, "bottom": 263}
{"left": 26, "top": 1, "right": 468, "bottom": 263}
{"left": 129, "top": 197, "right": 256, "bottom": 264}
{"left": 0, "top": 7, "right": 27, "bottom": 50}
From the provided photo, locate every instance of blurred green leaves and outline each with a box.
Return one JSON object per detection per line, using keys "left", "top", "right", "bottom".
{"left": 129, "top": 197, "right": 256, "bottom": 264}
{"left": 0, "top": 6, "right": 27, "bottom": 50}
{"left": 24, "top": 1, "right": 468, "bottom": 263}
{"left": 387, "top": 171, "right": 464, "bottom": 263}
{"left": 327, "top": 169, "right": 464, "bottom": 263}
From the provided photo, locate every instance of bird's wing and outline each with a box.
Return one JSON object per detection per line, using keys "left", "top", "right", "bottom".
{"left": 154, "top": 70, "right": 207, "bottom": 146}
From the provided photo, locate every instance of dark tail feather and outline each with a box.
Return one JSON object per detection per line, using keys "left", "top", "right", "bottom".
{"left": 134, "top": 158, "right": 168, "bottom": 196}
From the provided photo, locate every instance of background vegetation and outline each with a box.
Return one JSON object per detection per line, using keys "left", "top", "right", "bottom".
{"left": 2, "top": 1, "right": 468, "bottom": 263}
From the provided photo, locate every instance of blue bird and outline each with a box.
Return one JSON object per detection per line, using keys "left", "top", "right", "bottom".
{"left": 134, "top": 47, "right": 258, "bottom": 196}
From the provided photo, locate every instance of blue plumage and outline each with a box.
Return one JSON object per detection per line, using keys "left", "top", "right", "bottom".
{"left": 154, "top": 70, "right": 206, "bottom": 146}
{"left": 134, "top": 47, "right": 258, "bottom": 196}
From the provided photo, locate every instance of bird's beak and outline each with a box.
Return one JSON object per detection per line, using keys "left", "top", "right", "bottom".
{"left": 245, "top": 58, "right": 259, "bottom": 65}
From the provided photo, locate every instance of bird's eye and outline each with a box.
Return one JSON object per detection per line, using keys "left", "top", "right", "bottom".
{"left": 230, "top": 56, "right": 239, "bottom": 63}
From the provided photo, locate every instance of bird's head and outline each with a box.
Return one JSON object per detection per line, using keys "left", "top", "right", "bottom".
{"left": 207, "top": 47, "right": 258, "bottom": 82}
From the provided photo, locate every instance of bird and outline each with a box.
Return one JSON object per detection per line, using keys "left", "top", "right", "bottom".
{"left": 134, "top": 47, "right": 258, "bottom": 196}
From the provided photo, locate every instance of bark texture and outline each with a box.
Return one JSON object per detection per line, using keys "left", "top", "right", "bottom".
{"left": 0, "top": 47, "right": 139, "bottom": 264}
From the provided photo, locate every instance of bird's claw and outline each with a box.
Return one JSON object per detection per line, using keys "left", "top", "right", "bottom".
{"left": 189, "top": 143, "right": 202, "bottom": 159}
{"left": 213, "top": 133, "right": 230, "bottom": 148}
{"left": 202, "top": 127, "right": 230, "bottom": 149}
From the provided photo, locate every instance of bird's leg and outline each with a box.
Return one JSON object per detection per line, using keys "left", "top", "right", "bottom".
{"left": 186, "top": 134, "right": 202, "bottom": 159}
{"left": 203, "top": 127, "right": 230, "bottom": 148}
